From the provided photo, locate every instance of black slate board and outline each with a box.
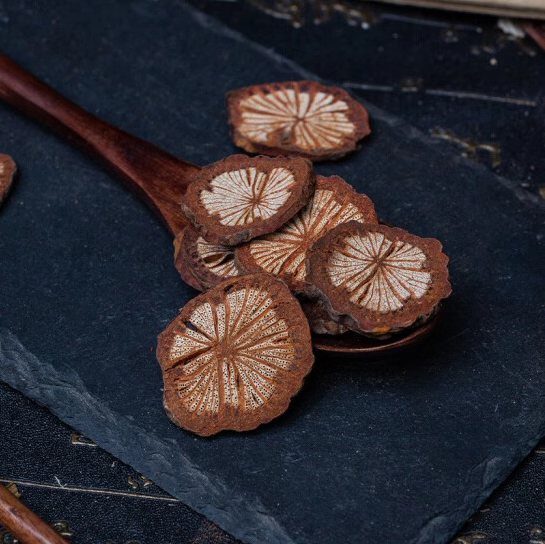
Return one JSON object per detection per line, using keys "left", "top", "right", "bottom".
{"left": 1, "top": 1, "right": 544, "bottom": 543}
{"left": 188, "top": 0, "right": 545, "bottom": 196}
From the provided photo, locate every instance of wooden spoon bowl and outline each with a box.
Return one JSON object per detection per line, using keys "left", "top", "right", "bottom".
{"left": 312, "top": 311, "right": 441, "bottom": 356}
{"left": 0, "top": 52, "right": 439, "bottom": 356}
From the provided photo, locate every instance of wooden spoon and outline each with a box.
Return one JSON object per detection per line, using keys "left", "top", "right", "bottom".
{"left": 0, "top": 483, "right": 70, "bottom": 544}
{"left": 0, "top": 52, "right": 439, "bottom": 355}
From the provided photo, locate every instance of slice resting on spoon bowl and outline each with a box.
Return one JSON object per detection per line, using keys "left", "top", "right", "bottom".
{"left": 307, "top": 222, "right": 452, "bottom": 339}
{"left": 0, "top": 53, "right": 449, "bottom": 356}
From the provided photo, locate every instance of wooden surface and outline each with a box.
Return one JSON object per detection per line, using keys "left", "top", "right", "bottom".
{"left": 0, "top": 484, "right": 69, "bottom": 544}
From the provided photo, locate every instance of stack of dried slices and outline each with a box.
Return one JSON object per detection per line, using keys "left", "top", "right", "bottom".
{"left": 157, "top": 81, "right": 451, "bottom": 436}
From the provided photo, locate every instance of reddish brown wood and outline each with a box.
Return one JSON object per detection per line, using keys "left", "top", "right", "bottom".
{"left": 0, "top": 52, "right": 199, "bottom": 237}
{"left": 312, "top": 311, "right": 441, "bottom": 355}
{"left": 0, "top": 153, "right": 17, "bottom": 205}
{"left": 522, "top": 21, "right": 545, "bottom": 52}
{"left": 0, "top": 484, "right": 69, "bottom": 544}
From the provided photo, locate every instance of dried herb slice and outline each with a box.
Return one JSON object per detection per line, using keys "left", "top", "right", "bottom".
{"left": 174, "top": 226, "right": 242, "bottom": 291}
{"left": 298, "top": 295, "right": 347, "bottom": 336}
{"left": 157, "top": 273, "right": 314, "bottom": 436}
{"left": 0, "top": 154, "right": 16, "bottom": 206}
{"left": 307, "top": 222, "right": 451, "bottom": 336}
{"left": 227, "top": 81, "right": 371, "bottom": 161}
{"left": 181, "top": 154, "right": 315, "bottom": 246}
{"left": 173, "top": 229, "right": 206, "bottom": 291}
{"left": 236, "top": 175, "right": 378, "bottom": 293}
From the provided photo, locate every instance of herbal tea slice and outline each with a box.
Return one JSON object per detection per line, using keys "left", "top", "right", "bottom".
{"left": 0, "top": 154, "right": 16, "bottom": 206}
{"left": 307, "top": 222, "right": 451, "bottom": 336}
{"left": 236, "top": 175, "right": 378, "bottom": 292}
{"left": 157, "top": 274, "right": 314, "bottom": 436}
{"left": 181, "top": 154, "right": 315, "bottom": 246}
{"left": 227, "top": 81, "right": 371, "bottom": 161}
{"left": 298, "top": 295, "right": 347, "bottom": 336}
{"left": 174, "top": 226, "right": 242, "bottom": 291}
{"left": 172, "top": 229, "right": 207, "bottom": 291}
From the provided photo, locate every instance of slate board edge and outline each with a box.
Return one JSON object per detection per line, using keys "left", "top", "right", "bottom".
{"left": 0, "top": 327, "right": 294, "bottom": 544}
{"left": 180, "top": 0, "right": 545, "bottom": 213}
{"left": 2, "top": 324, "right": 544, "bottom": 544}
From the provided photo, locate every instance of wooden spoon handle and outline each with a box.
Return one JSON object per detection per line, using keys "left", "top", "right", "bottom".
{"left": 0, "top": 484, "right": 70, "bottom": 544}
{"left": 0, "top": 52, "right": 199, "bottom": 236}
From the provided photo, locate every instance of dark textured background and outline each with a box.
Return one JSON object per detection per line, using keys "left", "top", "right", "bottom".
{"left": 1, "top": 1, "right": 544, "bottom": 543}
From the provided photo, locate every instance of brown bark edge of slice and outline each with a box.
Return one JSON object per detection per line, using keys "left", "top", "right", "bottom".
{"left": 173, "top": 229, "right": 205, "bottom": 291}
{"left": 181, "top": 154, "right": 315, "bottom": 246}
{"left": 227, "top": 80, "right": 371, "bottom": 162}
{"left": 298, "top": 294, "right": 348, "bottom": 336}
{"left": 156, "top": 273, "right": 314, "bottom": 436}
{"left": 174, "top": 225, "right": 242, "bottom": 291}
{"left": 307, "top": 221, "right": 451, "bottom": 337}
{"left": 0, "top": 154, "right": 17, "bottom": 206}
{"left": 235, "top": 175, "right": 378, "bottom": 293}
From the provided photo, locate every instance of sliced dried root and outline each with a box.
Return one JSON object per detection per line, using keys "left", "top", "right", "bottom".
{"left": 157, "top": 274, "right": 314, "bottom": 436}
{"left": 173, "top": 230, "right": 204, "bottom": 291}
{"left": 307, "top": 222, "right": 451, "bottom": 337}
{"left": 298, "top": 295, "right": 348, "bottom": 336}
{"left": 181, "top": 154, "right": 315, "bottom": 246}
{"left": 227, "top": 81, "right": 371, "bottom": 161}
{"left": 236, "top": 175, "right": 378, "bottom": 293}
{"left": 174, "top": 226, "right": 242, "bottom": 291}
{"left": 0, "top": 154, "right": 16, "bottom": 206}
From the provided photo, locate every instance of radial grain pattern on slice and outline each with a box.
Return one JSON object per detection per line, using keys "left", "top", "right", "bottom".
{"left": 0, "top": 154, "right": 17, "bottom": 207}
{"left": 227, "top": 80, "right": 371, "bottom": 161}
{"left": 174, "top": 226, "right": 242, "bottom": 291}
{"left": 236, "top": 175, "right": 378, "bottom": 293}
{"left": 156, "top": 274, "right": 314, "bottom": 436}
{"left": 307, "top": 222, "right": 451, "bottom": 337}
{"left": 181, "top": 154, "right": 315, "bottom": 246}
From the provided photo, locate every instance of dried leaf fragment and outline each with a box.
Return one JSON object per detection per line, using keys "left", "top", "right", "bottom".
{"left": 227, "top": 81, "right": 371, "bottom": 161}
{"left": 307, "top": 222, "right": 451, "bottom": 336}
{"left": 236, "top": 175, "right": 378, "bottom": 292}
{"left": 157, "top": 274, "right": 314, "bottom": 436}
{"left": 174, "top": 226, "right": 242, "bottom": 291}
{"left": 0, "top": 154, "right": 16, "bottom": 206}
{"left": 181, "top": 154, "right": 315, "bottom": 246}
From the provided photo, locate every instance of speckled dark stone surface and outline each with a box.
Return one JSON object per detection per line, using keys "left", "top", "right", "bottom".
{"left": 1, "top": 2, "right": 544, "bottom": 543}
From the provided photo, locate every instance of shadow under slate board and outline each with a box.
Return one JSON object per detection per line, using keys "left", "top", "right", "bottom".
{"left": 0, "top": 1, "right": 544, "bottom": 543}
